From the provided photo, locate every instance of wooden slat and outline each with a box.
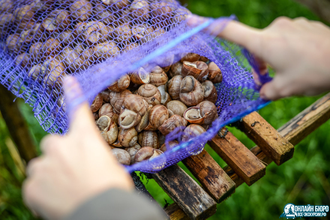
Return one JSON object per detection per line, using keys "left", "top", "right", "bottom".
{"left": 241, "top": 112, "right": 295, "bottom": 165}
{"left": 278, "top": 93, "right": 330, "bottom": 145}
{"left": 0, "top": 85, "right": 37, "bottom": 163}
{"left": 225, "top": 93, "right": 330, "bottom": 186}
{"left": 153, "top": 164, "right": 217, "bottom": 220}
{"left": 165, "top": 203, "right": 190, "bottom": 220}
{"left": 208, "top": 131, "right": 266, "bottom": 186}
{"left": 166, "top": 93, "right": 330, "bottom": 219}
{"left": 182, "top": 149, "right": 236, "bottom": 203}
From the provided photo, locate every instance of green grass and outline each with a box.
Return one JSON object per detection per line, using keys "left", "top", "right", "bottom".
{"left": 1, "top": 0, "right": 330, "bottom": 219}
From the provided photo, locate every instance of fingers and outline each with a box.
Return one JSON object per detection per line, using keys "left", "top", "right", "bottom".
{"left": 187, "top": 15, "right": 263, "bottom": 56}
{"left": 63, "top": 76, "right": 96, "bottom": 135}
{"left": 26, "top": 157, "right": 44, "bottom": 177}
{"left": 259, "top": 75, "right": 292, "bottom": 100}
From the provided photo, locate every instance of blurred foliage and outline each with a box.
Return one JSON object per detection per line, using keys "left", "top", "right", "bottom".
{"left": 1, "top": 0, "right": 330, "bottom": 219}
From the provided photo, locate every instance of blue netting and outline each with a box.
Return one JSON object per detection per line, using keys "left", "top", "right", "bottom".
{"left": 0, "top": 0, "right": 271, "bottom": 173}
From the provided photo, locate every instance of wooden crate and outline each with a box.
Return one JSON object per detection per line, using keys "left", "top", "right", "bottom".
{"left": 137, "top": 93, "right": 330, "bottom": 220}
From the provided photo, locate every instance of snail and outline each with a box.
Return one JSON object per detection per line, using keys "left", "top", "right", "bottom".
{"left": 138, "top": 131, "right": 159, "bottom": 149}
{"left": 118, "top": 127, "right": 138, "bottom": 147}
{"left": 168, "top": 75, "right": 183, "bottom": 100}
{"left": 97, "top": 115, "right": 118, "bottom": 145}
{"left": 112, "top": 148, "right": 131, "bottom": 165}
{"left": 158, "top": 115, "right": 187, "bottom": 135}
{"left": 137, "top": 84, "right": 161, "bottom": 106}
{"left": 183, "top": 101, "right": 218, "bottom": 125}
{"left": 202, "top": 80, "right": 218, "bottom": 103}
{"left": 166, "top": 100, "right": 187, "bottom": 117}
{"left": 149, "top": 66, "right": 168, "bottom": 86}
{"left": 180, "top": 53, "right": 200, "bottom": 63}
{"left": 208, "top": 62, "right": 223, "bottom": 83}
{"left": 182, "top": 61, "right": 209, "bottom": 82}
{"left": 130, "top": 67, "right": 150, "bottom": 84}
{"left": 179, "top": 76, "right": 204, "bottom": 106}
{"left": 108, "top": 74, "right": 131, "bottom": 92}
{"left": 119, "top": 109, "right": 141, "bottom": 129}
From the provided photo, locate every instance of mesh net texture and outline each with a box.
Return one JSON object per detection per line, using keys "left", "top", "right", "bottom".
{"left": 0, "top": 0, "right": 271, "bottom": 173}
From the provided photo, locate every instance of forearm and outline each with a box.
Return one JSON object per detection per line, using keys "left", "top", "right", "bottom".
{"left": 63, "top": 188, "right": 168, "bottom": 220}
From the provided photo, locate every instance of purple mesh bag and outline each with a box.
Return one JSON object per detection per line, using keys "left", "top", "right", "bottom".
{"left": 0, "top": 0, "right": 271, "bottom": 173}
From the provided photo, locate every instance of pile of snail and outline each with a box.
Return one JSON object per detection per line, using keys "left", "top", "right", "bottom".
{"left": 92, "top": 52, "right": 223, "bottom": 165}
{"left": 3, "top": 0, "right": 191, "bottom": 88}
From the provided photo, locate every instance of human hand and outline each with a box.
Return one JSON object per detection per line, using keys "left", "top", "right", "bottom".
{"left": 188, "top": 15, "right": 330, "bottom": 100}
{"left": 23, "top": 76, "right": 134, "bottom": 220}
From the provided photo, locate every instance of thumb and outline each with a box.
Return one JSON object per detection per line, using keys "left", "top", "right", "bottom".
{"left": 259, "top": 76, "right": 287, "bottom": 101}
{"left": 187, "top": 15, "right": 264, "bottom": 58}
{"left": 63, "top": 76, "right": 96, "bottom": 134}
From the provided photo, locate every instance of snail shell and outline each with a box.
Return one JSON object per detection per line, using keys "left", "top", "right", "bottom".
{"left": 202, "top": 80, "right": 218, "bottom": 103}
{"left": 149, "top": 149, "right": 163, "bottom": 160}
{"left": 182, "top": 61, "right": 209, "bottom": 82}
{"left": 134, "top": 147, "right": 154, "bottom": 163}
{"left": 130, "top": 67, "right": 150, "bottom": 84}
{"left": 137, "top": 84, "right": 161, "bottom": 106}
{"left": 149, "top": 66, "right": 168, "bottom": 86}
{"left": 118, "top": 127, "right": 138, "bottom": 147}
{"left": 97, "top": 115, "right": 118, "bottom": 145}
{"left": 183, "top": 101, "right": 218, "bottom": 125}
{"left": 91, "top": 94, "right": 103, "bottom": 113}
{"left": 182, "top": 124, "right": 206, "bottom": 142}
{"left": 112, "top": 148, "right": 131, "bottom": 165}
{"left": 169, "top": 62, "right": 182, "bottom": 78}
{"left": 149, "top": 105, "right": 169, "bottom": 129}
{"left": 138, "top": 131, "right": 159, "bottom": 149}
{"left": 168, "top": 75, "right": 183, "bottom": 100}
{"left": 158, "top": 115, "right": 187, "bottom": 135}
{"left": 126, "top": 144, "right": 142, "bottom": 164}
{"left": 158, "top": 85, "right": 171, "bottom": 105}
{"left": 180, "top": 53, "right": 200, "bottom": 63}
{"left": 123, "top": 94, "right": 148, "bottom": 116}
{"left": 108, "top": 74, "right": 130, "bottom": 92}
{"left": 166, "top": 100, "right": 187, "bottom": 117}
{"left": 110, "top": 90, "right": 132, "bottom": 114}
{"left": 208, "top": 62, "right": 223, "bottom": 84}
{"left": 179, "top": 76, "right": 204, "bottom": 106}
{"left": 119, "top": 109, "right": 141, "bottom": 129}
{"left": 160, "top": 140, "right": 179, "bottom": 152}
{"left": 135, "top": 109, "right": 149, "bottom": 132}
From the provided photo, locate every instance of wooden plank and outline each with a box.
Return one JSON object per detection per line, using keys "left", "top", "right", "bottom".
{"left": 0, "top": 85, "right": 38, "bottom": 163}
{"left": 225, "top": 93, "right": 330, "bottom": 186}
{"left": 153, "top": 164, "right": 217, "bottom": 220}
{"left": 241, "top": 112, "right": 294, "bottom": 165}
{"left": 278, "top": 93, "right": 330, "bottom": 145}
{"left": 165, "top": 203, "right": 189, "bottom": 220}
{"left": 182, "top": 149, "right": 236, "bottom": 203}
{"left": 166, "top": 93, "right": 330, "bottom": 219}
{"left": 208, "top": 131, "right": 266, "bottom": 186}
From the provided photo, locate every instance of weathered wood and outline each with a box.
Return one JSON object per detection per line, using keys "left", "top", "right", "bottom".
{"left": 153, "top": 164, "right": 217, "bottom": 220}
{"left": 182, "top": 149, "right": 236, "bottom": 203}
{"left": 225, "top": 93, "right": 330, "bottom": 186}
{"left": 278, "top": 93, "right": 330, "bottom": 145}
{"left": 295, "top": 0, "right": 330, "bottom": 24}
{"left": 208, "top": 132, "right": 266, "bottom": 186}
{"left": 166, "top": 93, "right": 330, "bottom": 219}
{"left": 241, "top": 112, "right": 295, "bottom": 165}
{"left": 0, "top": 85, "right": 37, "bottom": 163}
{"left": 165, "top": 203, "right": 190, "bottom": 220}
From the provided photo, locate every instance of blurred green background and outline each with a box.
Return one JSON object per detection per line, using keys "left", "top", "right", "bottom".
{"left": 1, "top": 0, "right": 330, "bottom": 219}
